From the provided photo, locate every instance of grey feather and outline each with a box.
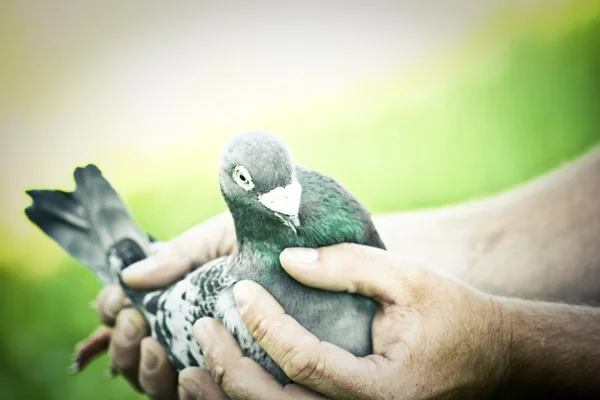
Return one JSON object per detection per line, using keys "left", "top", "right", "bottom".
{"left": 25, "top": 131, "right": 385, "bottom": 384}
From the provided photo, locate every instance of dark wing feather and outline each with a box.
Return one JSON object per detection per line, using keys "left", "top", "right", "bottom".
{"left": 147, "top": 256, "right": 236, "bottom": 371}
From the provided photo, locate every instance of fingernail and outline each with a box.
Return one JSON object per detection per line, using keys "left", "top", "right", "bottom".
{"left": 122, "top": 317, "right": 140, "bottom": 341}
{"left": 282, "top": 248, "right": 319, "bottom": 264}
{"left": 144, "top": 349, "right": 159, "bottom": 371}
{"left": 104, "top": 290, "right": 122, "bottom": 318}
{"left": 179, "top": 378, "right": 201, "bottom": 397}
{"left": 233, "top": 281, "right": 251, "bottom": 307}
{"left": 122, "top": 258, "right": 156, "bottom": 282}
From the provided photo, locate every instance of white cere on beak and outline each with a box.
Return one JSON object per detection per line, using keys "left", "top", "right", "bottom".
{"left": 258, "top": 179, "right": 302, "bottom": 216}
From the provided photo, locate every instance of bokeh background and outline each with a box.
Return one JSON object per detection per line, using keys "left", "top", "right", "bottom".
{"left": 1, "top": 1, "right": 599, "bottom": 399}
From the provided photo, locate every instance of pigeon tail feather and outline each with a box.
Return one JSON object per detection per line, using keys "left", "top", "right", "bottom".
{"left": 24, "top": 164, "right": 152, "bottom": 286}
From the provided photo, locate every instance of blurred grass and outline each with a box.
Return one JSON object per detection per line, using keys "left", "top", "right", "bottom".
{"left": 2, "top": 4, "right": 600, "bottom": 399}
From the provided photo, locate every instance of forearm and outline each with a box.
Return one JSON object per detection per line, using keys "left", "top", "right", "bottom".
{"left": 374, "top": 145, "right": 600, "bottom": 303}
{"left": 497, "top": 297, "right": 600, "bottom": 397}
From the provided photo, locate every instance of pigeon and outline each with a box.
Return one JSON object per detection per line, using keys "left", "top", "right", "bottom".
{"left": 25, "top": 130, "right": 386, "bottom": 383}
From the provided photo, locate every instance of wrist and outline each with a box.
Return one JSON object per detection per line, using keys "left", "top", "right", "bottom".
{"left": 493, "top": 297, "right": 549, "bottom": 397}
{"left": 431, "top": 287, "right": 512, "bottom": 398}
{"left": 493, "top": 297, "right": 600, "bottom": 397}
{"left": 473, "top": 293, "right": 513, "bottom": 396}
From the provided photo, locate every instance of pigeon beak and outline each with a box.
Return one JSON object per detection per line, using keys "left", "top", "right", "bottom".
{"left": 258, "top": 180, "right": 302, "bottom": 232}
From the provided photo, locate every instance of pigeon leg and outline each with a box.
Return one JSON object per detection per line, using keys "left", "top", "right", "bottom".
{"left": 69, "top": 325, "right": 113, "bottom": 374}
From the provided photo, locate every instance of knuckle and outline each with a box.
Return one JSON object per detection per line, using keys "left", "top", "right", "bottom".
{"left": 96, "top": 290, "right": 112, "bottom": 318}
{"left": 344, "top": 257, "right": 363, "bottom": 294}
{"left": 98, "top": 286, "right": 126, "bottom": 325}
{"left": 212, "top": 357, "right": 252, "bottom": 396}
{"left": 334, "top": 242, "right": 361, "bottom": 260}
{"left": 250, "top": 314, "right": 271, "bottom": 343}
{"left": 140, "top": 335, "right": 152, "bottom": 345}
{"left": 346, "top": 271, "right": 361, "bottom": 295}
{"left": 117, "top": 307, "right": 140, "bottom": 324}
{"left": 139, "top": 336, "right": 155, "bottom": 354}
{"left": 335, "top": 242, "right": 355, "bottom": 252}
{"left": 211, "top": 363, "right": 227, "bottom": 386}
{"left": 115, "top": 309, "right": 147, "bottom": 342}
{"left": 213, "top": 361, "right": 247, "bottom": 395}
{"left": 108, "top": 345, "right": 134, "bottom": 370}
{"left": 282, "top": 348, "right": 327, "bottom": 385}
{"left": 344, "top": 242, "right": 366, "bottom": 256}
{"left": 114, "top": 309, "right": 128, "bottom": 328}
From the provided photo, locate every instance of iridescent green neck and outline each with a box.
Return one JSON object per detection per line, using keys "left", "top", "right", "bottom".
{"left": 231, "top": 207, "right": 297, "bottom": 266}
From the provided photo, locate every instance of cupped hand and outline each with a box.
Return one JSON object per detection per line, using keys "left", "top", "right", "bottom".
{"left": 83, "top": 212, "right": 235, "bottom": 399}
{"left": 194, "top": 244, "right": 511, "bottom": 400}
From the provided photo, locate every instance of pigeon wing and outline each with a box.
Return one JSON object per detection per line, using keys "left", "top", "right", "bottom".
{"left": 146, "top": 256, "right": 236, "bottom": 371}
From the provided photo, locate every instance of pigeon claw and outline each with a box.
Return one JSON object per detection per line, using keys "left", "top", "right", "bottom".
{"left": 69, "top": 325, "right": 112, "bottom": 374}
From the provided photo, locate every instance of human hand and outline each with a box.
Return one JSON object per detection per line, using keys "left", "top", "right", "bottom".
{"left": 81, "top": 212, "right": 236, "bottom": 399}
{"left": 194, "top": 243, "right": 510, "bottom": 400}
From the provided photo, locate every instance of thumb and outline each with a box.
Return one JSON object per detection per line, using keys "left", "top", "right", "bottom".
{"left": 122, "top": 212, "right": 235, "bottom": 289}
{"left": 280, "top": 243, "right": 415, "bottom": 304}
{"left": 122, "top": 250, "right": 191, "bottom": 289}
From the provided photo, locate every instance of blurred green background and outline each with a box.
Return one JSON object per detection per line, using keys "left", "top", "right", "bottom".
{"left": 1, "top": 1, "right": 600, "bottom": 399}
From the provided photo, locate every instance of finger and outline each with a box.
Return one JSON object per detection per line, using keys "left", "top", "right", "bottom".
{"left": 138, "top": 337, "right": 177, "bottom": 399}
{"left": 96, "top": 285, "right": 127, "bottom": 326}
{"left": 121, "top": 253, "right": 191, "bottom": 290}
{"left": 178, "top": 367, "right": 229, "bottom": 400}
{"left": 149, "top": 241, "right": 166, "bottom": 254}
{"left": 232, "top": 281, "right": 380, "bottom": 399}
{"left": 195, "top": 318, "right": 324, "bottom": 400}
{"left": 123, "top": 212, "right": 235, "bottom": 289}
{"left": 280, "top": 243, "right": 417, "bottom": 304}
{"left": 108, "top": 308, "right": 149, "bottom": 391}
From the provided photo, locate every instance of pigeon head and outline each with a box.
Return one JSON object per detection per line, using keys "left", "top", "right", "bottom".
{"left": 219, "top": 131, "right": 302, "bottom": 233}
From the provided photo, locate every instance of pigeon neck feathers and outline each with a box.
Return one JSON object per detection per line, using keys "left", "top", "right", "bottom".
{"left": 229, "top": 165, "right": 383, "bottom": 270}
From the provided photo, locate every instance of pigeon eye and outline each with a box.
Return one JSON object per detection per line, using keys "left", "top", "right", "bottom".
{"left": 233, "top": 165, "right": 254, "bottom": 191}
